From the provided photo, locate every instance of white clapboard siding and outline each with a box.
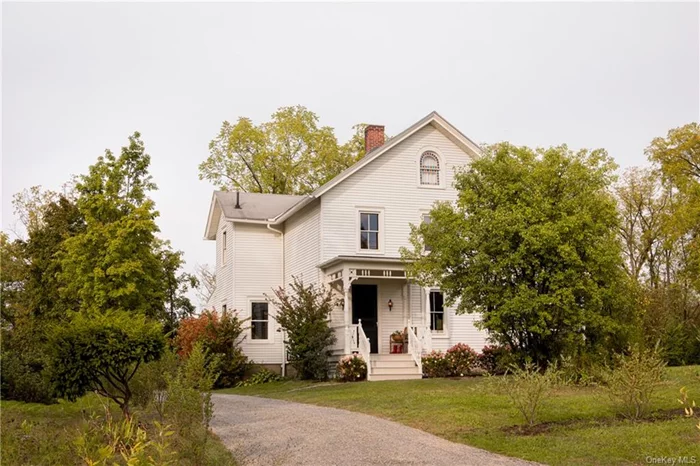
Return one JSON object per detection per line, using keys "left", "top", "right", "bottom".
{"left": 212, "top": 212, "right": 234, "bottom": 313}
{"left": 377, "top": 280, "right": 405, "bottom": 354}
{"left": 283, "top": 199, "right": 321, "bottom": 287}
{"left": 320, "top": 124, "right": 470, "bottom": 262}
{"left": 233, "top": 223, "right": 284, "bottom": 364}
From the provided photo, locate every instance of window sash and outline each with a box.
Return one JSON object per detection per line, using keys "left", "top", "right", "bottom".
{"left": 429, "top": 291, "right": 444, "bottom": 331}
{"left": 422, "top": 214, "right": 432, "bottom": 252}
{"left": 359, "top": 212, "right": 380, "bottom": 250}
{"left": 251, "top": 302, "right": 269, "bottom": 340}
{"left": 420, "top": 153, "right": 440, "bottom": 186}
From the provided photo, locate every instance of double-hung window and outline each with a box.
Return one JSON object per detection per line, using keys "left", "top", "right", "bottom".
{"left": 429, "top": 291, "right": 445, "bottom": 332}
{"left": 251, "top": 302, "right": 269, "bottom": 340}
{"left": 422, "top": 214, "right": 432, "bottom": 252}
{"left": 222, "top": 230, "right": 228, "bottom": 264}
{"left": 360, "top": 212, "right": 380, "bottom": 251}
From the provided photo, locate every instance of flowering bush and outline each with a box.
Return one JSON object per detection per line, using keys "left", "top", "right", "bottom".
{"left": 336, "top": 355, "right": 367, "bottom": 382}
{"left": 422, "top": 350, "right": 450, "bottom": 378}
{"left": 478, "top": 345, "right": 511, "bottom": 375}
{"left": 173, "top": 309, "right": 247, "bottom": 388}
{"left": 445, "top": 343, "right": 478, "bottom": 376}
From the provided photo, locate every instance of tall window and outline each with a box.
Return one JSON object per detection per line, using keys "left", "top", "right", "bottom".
{"left": 360, "top": 212, "right": 379, "bottom": 250}
{"left": 420, "top": 151, "right": 440, "bottom": 186}
{"left": 429, "top": 291, "right": 444, "bottom": 331}
{"left": 222, "top": 230, "right": 228, "bottom": 264}
{"left": 251, "top": 302, "right": 269, "bottom": 340}
{"left": 422, "top": 214, "right": 432, "bottom": 252}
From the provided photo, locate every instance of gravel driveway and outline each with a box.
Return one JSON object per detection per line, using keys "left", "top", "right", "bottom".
{"left": 212, "top": 394, "right": 539, "bottom": 466}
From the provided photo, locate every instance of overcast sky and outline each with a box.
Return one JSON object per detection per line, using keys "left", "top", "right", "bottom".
{"left": 3, "top": 2, "right": 698, "bottom": 295}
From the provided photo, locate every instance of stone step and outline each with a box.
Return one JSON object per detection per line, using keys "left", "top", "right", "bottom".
{"left": 372, "top": 366, "right": 422, "bottom": 376}
{"left": 370, "top": 373, "right": 423, "bottom": 382}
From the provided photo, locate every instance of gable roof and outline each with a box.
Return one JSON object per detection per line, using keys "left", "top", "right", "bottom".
{"left": 204, "top": 191, "right": 307, "bottom": 239}
{"left": 204, "top": 111, "right": 482, "bottom": 238}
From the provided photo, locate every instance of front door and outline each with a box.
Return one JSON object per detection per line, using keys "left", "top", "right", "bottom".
{"left": 352, "top": 284, "right": 378, "bottom": 353}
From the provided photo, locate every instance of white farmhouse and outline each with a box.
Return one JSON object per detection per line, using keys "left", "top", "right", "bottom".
{"left": 203, "top": 111, "right": 488, "bottom": 380}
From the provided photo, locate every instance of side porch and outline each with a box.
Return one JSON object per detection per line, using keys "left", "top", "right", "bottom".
{"left": 323, "top": 257, "right": 436, "bottom": 381}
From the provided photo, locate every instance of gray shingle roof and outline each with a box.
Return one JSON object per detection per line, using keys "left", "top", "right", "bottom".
{"left": 213, "top": 191, "right": 305, "bottom": 221}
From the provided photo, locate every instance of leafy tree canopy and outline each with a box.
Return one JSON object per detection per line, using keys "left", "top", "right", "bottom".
{"left": 646, "top": 122, "right": 700, "bottom": 292}
{"left": 402, "top": 143, "right": 636, "bottom": 365}
{"left": 199, "top": 105, "right": 369, "bottom": 194}
{"left": 58, "top": 132, "right": 194, "bottom": 321}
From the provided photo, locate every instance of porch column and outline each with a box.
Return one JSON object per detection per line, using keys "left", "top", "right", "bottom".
{"left": 343, "top": 279, "right": 352, "bottom": 355}
{"left": 424, "top": 287, "right": 432, "bottom": 351}
{"left": 402, "top": 283, "right": 408, "bottom": 326}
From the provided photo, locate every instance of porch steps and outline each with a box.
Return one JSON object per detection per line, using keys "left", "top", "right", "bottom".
{"left": 369, "top": 354, "right": 422, "bottom": 381}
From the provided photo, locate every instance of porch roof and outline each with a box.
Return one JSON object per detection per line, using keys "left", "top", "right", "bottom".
{"left": 317, "top": 255, "right": 406, "bottom": 270}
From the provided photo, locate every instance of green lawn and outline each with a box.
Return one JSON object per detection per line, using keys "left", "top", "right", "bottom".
{"left": 0, "top": 394, "right": 236, "bottom": 465}
{"left": 218, "top": 366, "right": 700, "bottom": 465}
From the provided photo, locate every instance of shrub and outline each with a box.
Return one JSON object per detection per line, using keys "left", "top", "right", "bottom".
{"left": 237, "top": 368, "right": 282, "bottom": 387}
{"left": 558, "top": 352, "right": 606, "bottom": 386}
{"left": 422, "top": 350, "right": 450, "bottom": 378}
{"left": 336, "top": 355, "right": 367, "bottom": 382}
{"left": 48, "top": 311, "right": 165, "bottom": 418}
{"left": 601, "top": 345, "right": 666, "bottom": 419}
{"left": 269, "top": 277, "right": 337, "bottom": 381}
{"left": 174, "top": 309, "right": 248, "bottom": 388}
{"left": 445, "top": 343, "right": 478, "bottom": 376}
{"left": 501, "top": 362, "right": 560, "bottom": 426}
{"left": 131, "top": 349, "right": 179, "bottom": 409}
{"left": 0, "top": 349, "right": 54, "bottom": 404}
{"left": 72, "top": 403, "right": 175, "bottom": 466}
{"left": 477, "top": 345, "right": 512, "bottom": 375}
{"left": 164, "top": 342, "right": 218, "bottom": 464}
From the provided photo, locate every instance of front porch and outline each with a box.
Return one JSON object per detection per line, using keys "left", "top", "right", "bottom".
{"left": 324, "top": 257, "right": 435, "bottom": 381}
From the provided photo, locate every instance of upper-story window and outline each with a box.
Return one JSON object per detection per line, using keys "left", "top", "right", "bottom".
{"left": 420, "top": 151, "right": 440, "bottom": 186}
{"left": 360, "top": 212, "right": 380, "bottom": 250}
{"left": 222, "top": 230, "right": 228, "bottom": 264}
{"left": 422, "top": 214, "right": 432, "bottom": 252}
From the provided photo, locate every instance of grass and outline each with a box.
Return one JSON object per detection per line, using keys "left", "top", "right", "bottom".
{"left": 218, "top": 366, "right": 700, "bottom": 465}
{"left": 0, "top": 394, "right": 237, "bottom": 465}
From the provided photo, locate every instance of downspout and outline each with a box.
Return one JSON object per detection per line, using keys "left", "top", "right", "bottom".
{"left": 267, "top": 223, "right": 285, "bottom": 376}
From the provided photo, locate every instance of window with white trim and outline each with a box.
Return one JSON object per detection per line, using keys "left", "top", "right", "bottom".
{"left": 222, "top": 230, "right": 228, "bottom": 264}
{"left": 359, "top": 212, "right": 380, "bottom": 250}
{"left": 251, "top": 302, "right": 269, "bottom": 340}
{"left": 420, "top": 151, "right": 440, "bottom": 186}
{"left": 429, "top": 291, "right": 444, "bottom": 332}
{"left": 422, "top": 214, "right": 432, "bottom": 252}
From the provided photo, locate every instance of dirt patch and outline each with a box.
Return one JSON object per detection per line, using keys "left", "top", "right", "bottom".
{"left": 501, "top": 408, "right": 697, "bottom": 436}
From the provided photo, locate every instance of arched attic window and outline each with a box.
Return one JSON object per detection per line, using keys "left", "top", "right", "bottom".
{"left": 420, "top": 151, "right": 440, "bottom": 186}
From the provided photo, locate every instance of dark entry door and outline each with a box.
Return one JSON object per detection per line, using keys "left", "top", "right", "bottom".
{"left": 351, "top": 284, "right": 378, "bottom": 353}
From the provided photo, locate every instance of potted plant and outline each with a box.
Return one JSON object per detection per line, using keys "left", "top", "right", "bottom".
{"left": 391, "top": 330, "right": 405, "bottom": 343}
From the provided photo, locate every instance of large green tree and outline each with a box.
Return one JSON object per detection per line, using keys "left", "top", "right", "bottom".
{"left": 402, "top": 143, "right": 636, "bottom": 365}
{"left": 646, "top": 122, "right": 700, "bottom": 292}
{"left": 199, "top": 106, "right": 368, "bottom": 194}
{"left": 58, "top": 132, "right": 193, "bottom": 321}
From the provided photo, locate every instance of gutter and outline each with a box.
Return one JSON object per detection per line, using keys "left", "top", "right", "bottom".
{"left": 266, "top": 223, "right": 285, "bottom": 376}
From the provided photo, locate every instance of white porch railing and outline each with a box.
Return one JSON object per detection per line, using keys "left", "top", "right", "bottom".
{"left": 356, "top": 319, "right": 372, "bottom": 378}
{"left": 406, "top": 319, "right": 423, "bottom": 374}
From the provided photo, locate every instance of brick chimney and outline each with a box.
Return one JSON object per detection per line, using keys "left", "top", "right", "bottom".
{"left": 364, "top": 125, "right": 385, "bottom": 153}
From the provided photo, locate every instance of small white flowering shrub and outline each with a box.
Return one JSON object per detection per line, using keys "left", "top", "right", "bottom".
{"left": 336, "top": 355, "right": 367, "bottom": 382}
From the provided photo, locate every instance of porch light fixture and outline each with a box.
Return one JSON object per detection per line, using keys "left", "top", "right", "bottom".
{"left": 388, "top": 299, "right": 393, "bottom": 311}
